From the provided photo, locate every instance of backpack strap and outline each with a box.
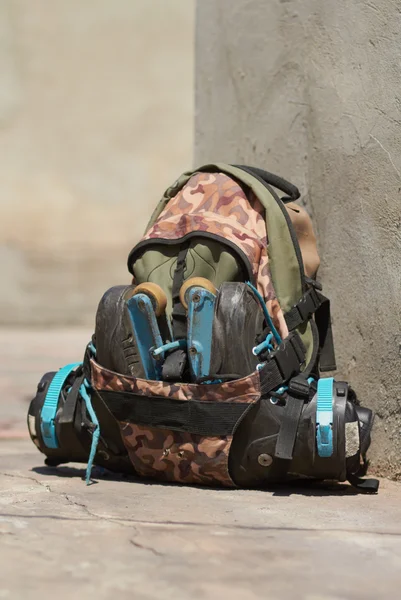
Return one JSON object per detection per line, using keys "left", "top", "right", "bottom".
{"left": 234, "top": 165, "right": 301, "bottom": 202}
{"left": 274, "top": 374, "right": 311, "bottom": 461}
{"left": 284, "top": 283, "right": 337, "bottom": 372}
{"left": 259, "top": 333, "right": 309, "bottom": 463}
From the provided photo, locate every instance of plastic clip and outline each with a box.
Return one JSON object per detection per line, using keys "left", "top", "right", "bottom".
{"left": 316, "top": 377, "right": 334, "bottom": 457}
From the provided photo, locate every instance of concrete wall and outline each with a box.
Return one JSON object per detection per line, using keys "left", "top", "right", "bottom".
{"left": 195, "top": 0, "right": 401, "bottom": 475}
{"left": 0, "top": 0, "right": 194, "bottom": 326}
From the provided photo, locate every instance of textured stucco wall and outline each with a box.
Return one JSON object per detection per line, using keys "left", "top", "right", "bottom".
{"left": 0, "top": 0, "right": 194, "bottom": 326}
{"left": 195, "top": 0, "right": 401, "bottom": 475}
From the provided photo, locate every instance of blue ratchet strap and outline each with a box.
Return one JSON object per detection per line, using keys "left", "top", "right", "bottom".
{"left": 316, "top": 377, "right": 334, "bottom": 457}
{"left": 40, "top": 362, "right": 82, "bottom": 448}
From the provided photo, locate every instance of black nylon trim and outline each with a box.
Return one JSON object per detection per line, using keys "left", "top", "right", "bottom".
{"left": 99, "top": 390, "right": 250, "bottom": 436}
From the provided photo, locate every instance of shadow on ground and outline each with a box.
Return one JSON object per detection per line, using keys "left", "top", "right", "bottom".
{"left": 31, "top": 463, "right": 359, "bottom": 496}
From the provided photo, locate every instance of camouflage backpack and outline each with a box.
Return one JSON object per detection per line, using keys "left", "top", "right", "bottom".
{"left": 28, "top": 164, "right": 379, "bottom": 493}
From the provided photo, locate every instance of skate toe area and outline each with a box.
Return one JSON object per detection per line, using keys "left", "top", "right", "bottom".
{"left": 179, "top": 277, "right": 217, "bottom": 310}
{"left": 130, "top": 282, "right": 168, "bottom": 317}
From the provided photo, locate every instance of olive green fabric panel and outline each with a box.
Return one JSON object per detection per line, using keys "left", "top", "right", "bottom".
{"left": 187, "top": 241, "right": 243, "bottom": 285}
{"left": 133, "top": 239, "right": 243, "bottom": 317}
{"left": 133, "top": 246, "right": 177, "bottom": 316}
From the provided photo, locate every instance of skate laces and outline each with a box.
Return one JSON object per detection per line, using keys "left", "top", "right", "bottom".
{"left": 81, "top": 342, "right": 100, "bottom": 485}
{"left": 245, "top": 282, "right": 282, "bottom": 345}
{"left": 79, "top": 378, "right": 99, "bottom": 485}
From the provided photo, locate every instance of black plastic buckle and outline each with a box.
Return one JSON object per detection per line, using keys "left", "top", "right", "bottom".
{"left": 297, "top": 287, "right": 321, "bottom": 322}
{"left": 287, "top": 375, "right": 310, "bottom": 399}
{"left": 272, "top": 332, "right": 306, "bottom": 382}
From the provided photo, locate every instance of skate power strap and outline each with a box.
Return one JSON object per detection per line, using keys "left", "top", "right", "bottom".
{"left": 40, "top": 362, "right": 82, "bottom": 448}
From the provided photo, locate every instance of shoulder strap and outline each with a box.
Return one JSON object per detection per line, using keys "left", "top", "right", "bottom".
{"left": 284, "top": 284, "right": 336, "bottom": 372}
{"left": 234, "top": 165, "right": 300, "bottom": 202}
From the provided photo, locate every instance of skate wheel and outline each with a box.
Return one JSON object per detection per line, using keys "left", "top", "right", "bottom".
{"left": 179, "top": 277, "right": 217, "bottom": 310}
{"left": 131, "top": 282, "right": 167, "bottom": 317}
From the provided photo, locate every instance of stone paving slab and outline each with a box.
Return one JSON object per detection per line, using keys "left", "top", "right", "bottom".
{"left": 2, "top": 440, "right": 401, "bottom": 600}
{"left": 1, "top": 329, "right": 401, "bottom": 599}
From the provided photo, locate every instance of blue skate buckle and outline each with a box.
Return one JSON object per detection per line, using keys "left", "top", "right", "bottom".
{"left": 187, "top": 286, "right": 216, "bottom": 381}
{"left": 40, "top": 362, "right": 82, "bottom": 449}
{"left": 126, "top": 293, "right": 165, "bottom": 380}
{"left": 316, "top": 377, "right": 334, "bottom": 457}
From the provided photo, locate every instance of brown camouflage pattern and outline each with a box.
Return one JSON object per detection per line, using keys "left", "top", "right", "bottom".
{"left": 140, "top": 171, "right": 288, "bottom": 339}
{"left": 120, "top": 425, "right": 235, "bottom": 486}
{"left": 90, "top": 359, "right": 261, "bottom": 486}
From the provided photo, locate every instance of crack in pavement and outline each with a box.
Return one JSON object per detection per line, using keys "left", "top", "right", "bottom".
{"left": 129, "top": 524, "right": 166, "bottom": 557}
{"left": 2, "top": 471, "right": 401, "bottom": 539}
{"left": 1, "top": 471, "right": 51, "bottom": 492}
{"left": 1, "top": 508, "right": 401, "bottom": 538}
{"left": 1, "top": 474, "right": 166, "bottom": 557}
{"left": 129, "top": 538, "right": 165, "bottom": 557}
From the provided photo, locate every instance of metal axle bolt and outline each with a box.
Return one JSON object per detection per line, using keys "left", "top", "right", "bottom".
{"left": 258, "top": 453, "right": 273, "bottom": 467}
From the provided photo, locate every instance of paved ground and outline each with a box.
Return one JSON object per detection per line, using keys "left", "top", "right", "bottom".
{"left": 1, "top": 329, "right": 401, "bottom": 599}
